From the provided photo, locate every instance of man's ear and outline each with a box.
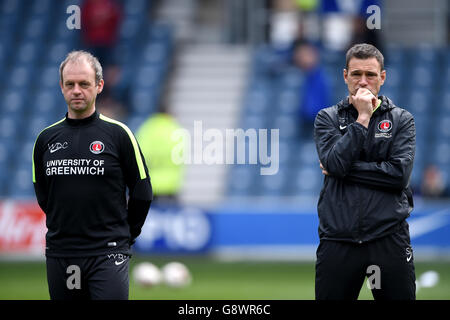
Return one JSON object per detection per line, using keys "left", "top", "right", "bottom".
{"left": 97, "top": 79, "right": 104, "bottom": 94}
{"left": 343, "top": 69, "right": 348, "bottom": 84}
{"left": 380, "top": 69, "right": 386, "bottom": 86}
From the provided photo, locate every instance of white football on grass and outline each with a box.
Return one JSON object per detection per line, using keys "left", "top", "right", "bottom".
{"left": 161, "top": 262, "right": 192, "bottom": 287}
{"left": 133, "top": 262, "right": 162, "bottom": 287}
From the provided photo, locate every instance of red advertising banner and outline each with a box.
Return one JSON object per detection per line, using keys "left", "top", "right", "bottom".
{"left": 0, "top": 201, "right": 46, "bottom": 256}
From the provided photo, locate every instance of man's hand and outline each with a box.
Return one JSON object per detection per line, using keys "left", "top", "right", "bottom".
{"left": 320, "top": 161, "right": 329, "bottom": 176}
{"left": 351, "top": 88, "right": 377, "bottom": 128}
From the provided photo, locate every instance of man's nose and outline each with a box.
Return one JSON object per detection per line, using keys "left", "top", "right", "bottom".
{"left": 359, "top": 75, "right": 368, "bottom": 86}
{"left": 72, "top": 84, "right": 81, "bottom": 94}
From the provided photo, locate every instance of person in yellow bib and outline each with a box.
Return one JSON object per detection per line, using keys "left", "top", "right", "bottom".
{"left": 136, "top": 106, "right": 185, "bottom": 205}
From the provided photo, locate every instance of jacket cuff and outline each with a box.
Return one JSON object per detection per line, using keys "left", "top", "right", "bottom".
{"left": 352, "top": 121, "right": 369, "bottom": 135}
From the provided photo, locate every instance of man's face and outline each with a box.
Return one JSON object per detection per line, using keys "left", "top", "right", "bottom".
{"left": 60, "top": 59, "right": 103, "bottom": 118}
{"left": 343, "top": 57, "right": 386, "bottom": 98}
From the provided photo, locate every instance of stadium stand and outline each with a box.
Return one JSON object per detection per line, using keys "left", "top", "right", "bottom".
{"left": 0, "top": 0, "right": 448, "bottom": 203}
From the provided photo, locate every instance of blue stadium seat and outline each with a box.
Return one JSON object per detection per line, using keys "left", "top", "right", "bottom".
{"left": 272, "top": 139, "right": 294, "bottom": 166}
{"left": 273, "top": 115, "right": 299, "bottom": 141}
{"left": 413, "top": 117, "right": 431, "bottom": 148}
{"left": 227, "top": 166, "right": 260, "bottom": 196}
{"left": 276, "top": 89, "right": 300, "bottom": 116}
{"left": 149, "top": 22, "right": 174, "bottom": 43}
{"left": 29, "top": 0, "right": 53, "bottom": 16}
{"left": 6, "top": 164, "right": 35, "bottom": 199}
{"left": 39, "top": 65, "right": 60, "bottom": 90}
{"left": 384, "top": 65, "right": 403, "bottom": 88}
{"left": 277, "top": 67, "right": 304, "bottom": 90}
{"left": 444, "top": 65, "right": 450, "bottom": 88}
{"left": 51, "top": 15, "right": 80, "bottom": 44}
{"left": 435, "top": 116, "right": 450, "bottom": 139}
{"left": 140, "top": 42, "right": 170, "bottom": 66}
{"left": 122, "top": 0, "right": 150, "bottom": 16}
{"left": 134, "top": 65, "right": 163, "bottom": 89}
{"left": 31, "top": 90, "right": 59, "bottom": 114}
{"left": 16, "top": 41, "right": 42, "bottom": 65}
{"left": 260, "top": 167, "right": 289, "bottom": 196}
{"left": 130, "top": 89, "right": 158, "bottom": 116}
{"left": 292, "top": 141, "right": 319, "bottom": 167}
{"left": 111, "top": 44, "right": 134, "bottom": 68}
{"left": 62, "top": 0, "right": 81, "bottom": 6}
{"left": 240, "top": 114, "right": 268, "bottom": 130}
{"left": 119, "top": 15, "right": 146, "bottom": 45}
{"left": 1, "top": 0, "right": 25, "bottom": 14}
{"left": 17, "top": 139, "right": 35, "bottom": 168}
{"left": 322, "top": 65, "right": 341, "bottom": 90}
{"left": 404, "top": 90, "right": 431, "bottom": 116}
{"left": 321, "top": 49, "right": 344, "bottom": 67}
{"left": 21, "top": 16, "right": 48, "bottom": 42}
{"left": 385, "top": 46, "right": 405, "bottom": 67}
{"left": 410, "top": 66, "right": 435, "bottom": 89}
{"left": 46, "top": 41, "right": 71, "bottom": 65}
{"left": 413, "top": 146, "right": 425, "bottom": 174}
{"left": 243, "top": 86, "right": 273, "bottom": 116}
{"left": 410, "top": 164, "right": 424, "bottom": 192}
{"left": 0, "top": 116, "right": 22, "bottom": 141}
{"left": 0, "top": 139, "right": 12, "bottom": 186}
{"left": 407, "top": 46, "right": 439, "bottom": 69}
{"left": 0, "top": 137, "right": 16, "bottom": 198}
{"left": 10, "top": 65, "right": 34, "bottom": 88}
{"left": 1, "top": 89, "right": 26, "bottom": 117}
{"left": 26, "top": 115, "right": 51, "bottom": 142}
{"left": 380, "top": 86, "right": 399, "bottom": 105}
{"left": 0, "top": 40, "right": 10, "bottom": 65}
{"left": 288, "top": 165, "right": 323, "bottom": 196}
{"left": 429, "top": 140, "right": 450, "bottom": 167}
{"left": 436, "top": 89, "right": 450, "bottom": 115}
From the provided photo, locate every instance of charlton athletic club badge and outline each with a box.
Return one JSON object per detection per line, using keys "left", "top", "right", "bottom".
{"left": 90, "top": 141, "right": 105, "bottom": 154}
{"left": 375, "top": 120, "right": 393, "bottom": 138}
{"left": 378, "top": 120, "right": 392, "bottom": 132}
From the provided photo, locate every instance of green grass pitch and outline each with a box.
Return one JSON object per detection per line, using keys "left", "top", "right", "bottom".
{"left": 0, "top": 256, "right": 449, "bottom": 300}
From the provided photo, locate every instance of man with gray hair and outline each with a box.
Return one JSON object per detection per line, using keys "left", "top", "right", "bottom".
{"left": 32, "top": 51, "right": 153, "bottom": 300}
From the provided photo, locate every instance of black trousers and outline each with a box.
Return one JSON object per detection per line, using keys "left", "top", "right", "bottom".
{"left": 315, "top": 230, "right": 416, "bottom": 300}
{"left": 46, "top": 253, "right": 129, "bottom": 300}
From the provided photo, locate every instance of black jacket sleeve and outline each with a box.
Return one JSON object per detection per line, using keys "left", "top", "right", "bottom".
{"left": 344, "top": 110, "right": 416, "bottom": 192}
{"left": 32, "top": 135, "right": 48, "bottom": 213}
{"left": 314, "top": 108, "right": 368, "bottom": 178}
{"left": 119, "top": 128, "right": 153, "bottom": 244}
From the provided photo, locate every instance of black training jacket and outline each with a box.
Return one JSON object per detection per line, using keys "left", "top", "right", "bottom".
{"left": 33, "top": 111, "right": 153, "bottom": 257}
{"left": 314, "top": 95, "right": 415, "bottom": 243}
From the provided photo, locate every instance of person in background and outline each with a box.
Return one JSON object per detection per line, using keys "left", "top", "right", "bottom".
{"left": 135, "top": 104, "right": 185, "bottom": 205}
{"left": 81, "top": 0, "right": 122, "bottom": 69}
{"left": 293, "top": 40, "right": 331, "bottom": 139}
{"left": 420, "top": 164, "right": 450, "bottom": 198}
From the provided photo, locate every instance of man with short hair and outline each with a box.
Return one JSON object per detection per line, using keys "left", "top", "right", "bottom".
{"left": 314, "top": 43, "right": 416, "bottom": 300}
{"left": 32, "top": 50, "right": 153, "bottom": 300}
